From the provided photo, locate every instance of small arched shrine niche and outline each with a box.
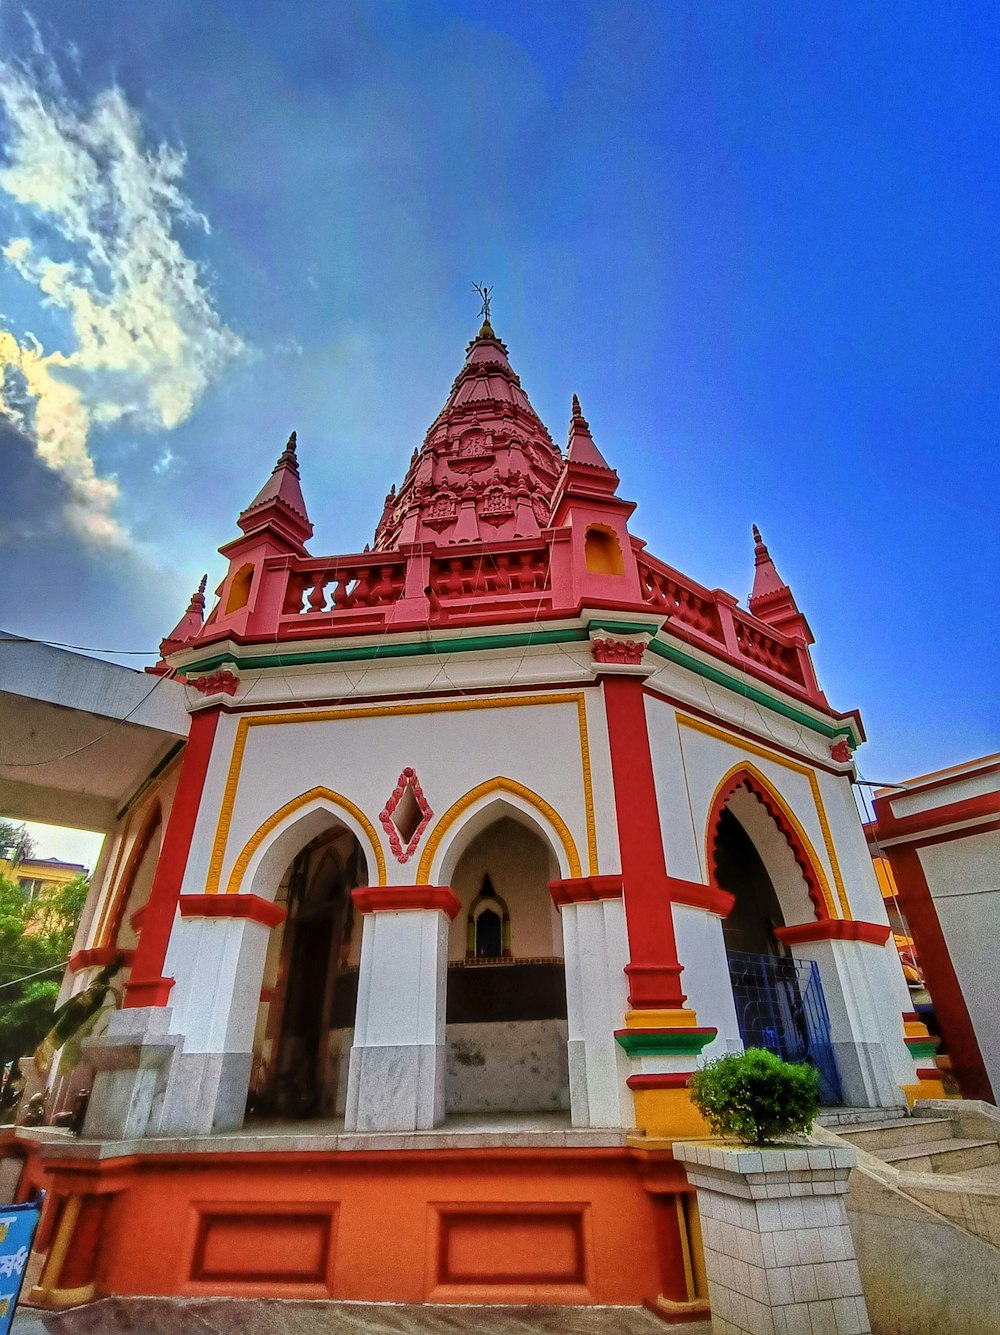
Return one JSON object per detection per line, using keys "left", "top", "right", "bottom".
{"left": 225, "top": 563, "right": 254, "bottom": 614}
{"left": 466, "top": 874, "right": 511, "bottom": 960}
{"left": 584, "top": 525, "right": 624, "bottom": 575}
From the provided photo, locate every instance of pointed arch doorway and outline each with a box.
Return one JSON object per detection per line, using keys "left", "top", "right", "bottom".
{"left": 711, "top": 779, "right": 843, "bottom": 1104}
{"left": 444, "top": 813, "right": 571, "bottom": 1116}
{"left": 247, "top": 821, "right": 367, "bottom": 1120}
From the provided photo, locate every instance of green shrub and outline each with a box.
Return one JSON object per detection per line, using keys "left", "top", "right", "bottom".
{"left": 689, "top": 1048, "right": 820, "bottom": 1146}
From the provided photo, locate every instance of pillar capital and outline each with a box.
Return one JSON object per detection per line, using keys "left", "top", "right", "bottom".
{"left": 351, "top": 885, "right": 461, "bottom": 919}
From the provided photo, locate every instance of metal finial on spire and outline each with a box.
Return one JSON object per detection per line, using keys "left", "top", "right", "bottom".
{"left": 752, "top": 524, "right": 763, "bottom": 546}
{"left": 198, "top": 573, "right": 208, "bottom": 594}
{"left": 472, "top": 281, "right": 493, "bottom": 326}
{"left": 286, "top": 430, "right": 297, "bottom": 453}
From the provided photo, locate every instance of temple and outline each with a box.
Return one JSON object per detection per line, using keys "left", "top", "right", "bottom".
{"left": 13, "top": 316, "right": 940, "bottom": 1314}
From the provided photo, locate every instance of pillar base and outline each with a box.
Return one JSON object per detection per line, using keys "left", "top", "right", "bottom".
{"left": 345, "top": 1042, "right": 445, "bottom": 1132}
{"left": 156, "top": 1050, "right": 253, "bottom": 1134}
{"left": 82, "top": 1008, "right": 180, "bottom": 1140}
{"left": 629, "top": 1083, "right": 710, "bottom": 1140}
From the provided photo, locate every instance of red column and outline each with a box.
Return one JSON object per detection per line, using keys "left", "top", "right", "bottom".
{"left": 602, "top": 674, "right": 686, "bottom": 1009}
{"left": 124, "top": 706, "right": 222, "bottom": 1008}
{"left": 884, "top": 844, "right": 993, "bottom": 1102}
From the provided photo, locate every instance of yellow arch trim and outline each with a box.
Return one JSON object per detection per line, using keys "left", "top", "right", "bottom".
{"left": 677, "top": 714, "right": 851, "bottom": 918}
{"left": 417, "top": 776, "right": 582, "bottom": 883}
{"left": 205, "top": 693, "right": 597, "bottom": 893}
{"left": 705, "top": 760, "right": 839, "bottom": 919}
{"left": 223, "top": 785, "right": 386, "bottom": 893}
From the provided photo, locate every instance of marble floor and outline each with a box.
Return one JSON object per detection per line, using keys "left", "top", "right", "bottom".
{"left": 17, "top": 1301, "right": 711, "bottom": 1334}
{"left": 24, "top": 1112, "right": 632, "bottom": 1161}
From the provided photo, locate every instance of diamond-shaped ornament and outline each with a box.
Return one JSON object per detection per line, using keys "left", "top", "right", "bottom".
{"left": 379, "top": 768, "right": 433, "bottom": 863}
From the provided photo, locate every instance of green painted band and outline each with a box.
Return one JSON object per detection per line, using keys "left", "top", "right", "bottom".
{"left": 614, "top": 1028, "right": 718, "bottom": 1057}
{"left": 646, "top": 639, "right": 859, "bottom": 746}
{"left": 904, "top": 1038, "right": 940, "bottom": 1056}
{"left": 177, "top": 620, "right": 857, "bottom": 747}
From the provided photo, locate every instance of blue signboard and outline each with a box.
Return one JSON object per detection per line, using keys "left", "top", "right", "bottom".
{"left": 0, "top": 1195, "right": 44, "bottom": 1334}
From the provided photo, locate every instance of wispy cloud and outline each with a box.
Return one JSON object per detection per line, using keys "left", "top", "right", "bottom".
{"left": 0, "top": 47, "right": 246, "bottom": 545}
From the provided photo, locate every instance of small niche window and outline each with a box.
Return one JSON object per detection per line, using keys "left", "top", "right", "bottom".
{"left": 466, "top": 874, "right": 512, "bottom": 960}
{"left": 225, "top": 563, "right": 255, "bottom": 614}
{"left": 475, "top": 908, "right": 502, "bottom": 958}
{"left": 391, "top": 781, "right": 423, "bottom": 844}
{"left": 584, "top": 525, "right": 624, "bottom": 576}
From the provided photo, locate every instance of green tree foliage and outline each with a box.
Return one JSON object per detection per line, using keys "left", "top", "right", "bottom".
{"left": 0, "top": 871, "right": 88, "bottom": 1073}
{"left": 689, "top": 1048, "right": 820, "bottom": 1146}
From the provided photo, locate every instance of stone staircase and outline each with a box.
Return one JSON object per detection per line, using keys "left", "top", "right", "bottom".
{"left": 811, "top": 1101, "right": 1000, "bottom": 1335}
{"left": 835, "top": 1111, "right": 1000, "bottom": 1178}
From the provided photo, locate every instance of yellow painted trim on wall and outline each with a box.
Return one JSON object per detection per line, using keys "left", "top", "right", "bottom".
{"left": 416, "top": 775, "right": 582, "bottom": 882}
{"left": 677, "top": 714, "right": 851, "bottom": 918}
{"left": 225, "top": 785, "right": 387, "bottom": 892}
{"left": 205, "top": 692, "right": 597, "bottom": 894}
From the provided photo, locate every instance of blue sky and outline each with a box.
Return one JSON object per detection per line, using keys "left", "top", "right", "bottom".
{"left": 1, "top": 0, "right": 997, "bottom": 826}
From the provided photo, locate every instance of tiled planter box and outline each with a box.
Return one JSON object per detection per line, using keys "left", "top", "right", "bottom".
{"left": 674, "top": 1142, "right": 871, "bottom": 1335}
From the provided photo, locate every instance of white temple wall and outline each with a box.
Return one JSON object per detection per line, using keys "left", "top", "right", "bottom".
{"left": 179, "top": 692, "right": 598, "bottom": 901}
{"left": 643, "top": 656, "right": 839, "bottom": 772}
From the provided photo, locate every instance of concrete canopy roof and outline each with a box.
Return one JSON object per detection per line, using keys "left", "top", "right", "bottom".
{"left": 0, "top": 634, "right": 189, "bottom": 832}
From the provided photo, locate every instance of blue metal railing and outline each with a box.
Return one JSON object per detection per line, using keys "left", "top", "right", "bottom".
{"left": 727, "top": 950, "right": 843, "bottom": 1105}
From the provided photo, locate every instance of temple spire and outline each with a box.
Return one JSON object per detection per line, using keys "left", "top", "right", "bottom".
{"left": 159, "top": 574, "right": 208, "bottom": 655}
{"left": 566, "top": 393, "right": 613, "bottom": 472}
{"left": 236, "top": 429, "right": 313, "bottom": 550}
{"left": 748, "top": 525, "right": 812, "bottom": 644}
{"left": 372, "top": 317, "right": 562, "bottom": 550}
{"left": 749, "top": 525, "right": 792, "bottom": 607}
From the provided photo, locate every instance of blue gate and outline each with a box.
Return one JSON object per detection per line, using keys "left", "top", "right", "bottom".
{"left": 727, "top": 950, "right": 843, "bottom": 1105}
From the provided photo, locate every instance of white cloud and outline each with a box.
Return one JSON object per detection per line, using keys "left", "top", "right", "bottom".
{"left": 0, "top": 51, "right": 246, "bottom": 545}
{"left": 152, "top": 446, "right": 175, "bottom": 476}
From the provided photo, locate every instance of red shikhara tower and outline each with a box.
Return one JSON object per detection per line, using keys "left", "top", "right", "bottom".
{"left": 36, "top": 311, "right": 933, "bottom": 1314}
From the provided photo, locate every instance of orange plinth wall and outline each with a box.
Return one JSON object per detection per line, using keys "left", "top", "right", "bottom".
{"left": 28, "top": 1144, "right": 697, "bottom": 1309}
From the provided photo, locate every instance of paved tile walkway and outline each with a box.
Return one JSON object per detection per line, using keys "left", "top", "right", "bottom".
{"left": 16, "top": 1300, "right": 711, "bottom": 1334}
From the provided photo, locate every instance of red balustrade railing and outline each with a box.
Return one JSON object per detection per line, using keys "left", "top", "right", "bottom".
{"left": 428, "top": 547, "right": 550, "bottom": 601}
{"left": 255, "top": 544, "right": 812, "bottom": 698}
{"left": 638, "top": 555, "right": 725, "bottom": 641}
{"left": 637, "top": 553, "right": 810, "bottom": 694}
{"left": 732, "top": 611, "right": 806, "bottom": 687}
{"left": 282, "top": 556, "right": 407, "bottom": 616}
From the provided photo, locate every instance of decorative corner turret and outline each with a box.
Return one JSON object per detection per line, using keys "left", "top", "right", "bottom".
{"left": 235, "top": 431, "right": 313, "bottom": 551}
{"left": 209, "top": 431, "right": 315, "bottom": 640}
{"left": 547, "top": 395, "right": 643, "bottom": 608}
{"left": 151, "top": 575, "right": 208, "bottom": 672}
{"left": 747, "top": 525, "right": 813, "bottom": 643}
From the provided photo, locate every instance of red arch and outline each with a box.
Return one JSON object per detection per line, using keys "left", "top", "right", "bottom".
{"left": 103, "top": 801, "right": 163, "bottom": 947}
{"left": 707, "top": 770, "right": 829, "bottom": 922}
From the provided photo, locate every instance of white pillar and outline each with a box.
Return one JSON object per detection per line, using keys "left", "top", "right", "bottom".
{"left": 672, "top": 903, "right": 743, "bottom": 1061}
{"left": 157, "top": 901, "right": 279, "bottom": 1133}
{"left": 345, "top": 888, "right": 457, "bottom": 1132}
{"left": 560, "top": 893, "right": 633, "bottom": 1127}
{"left": 792, "top": 939, "right": 905, "bottom": 1108}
